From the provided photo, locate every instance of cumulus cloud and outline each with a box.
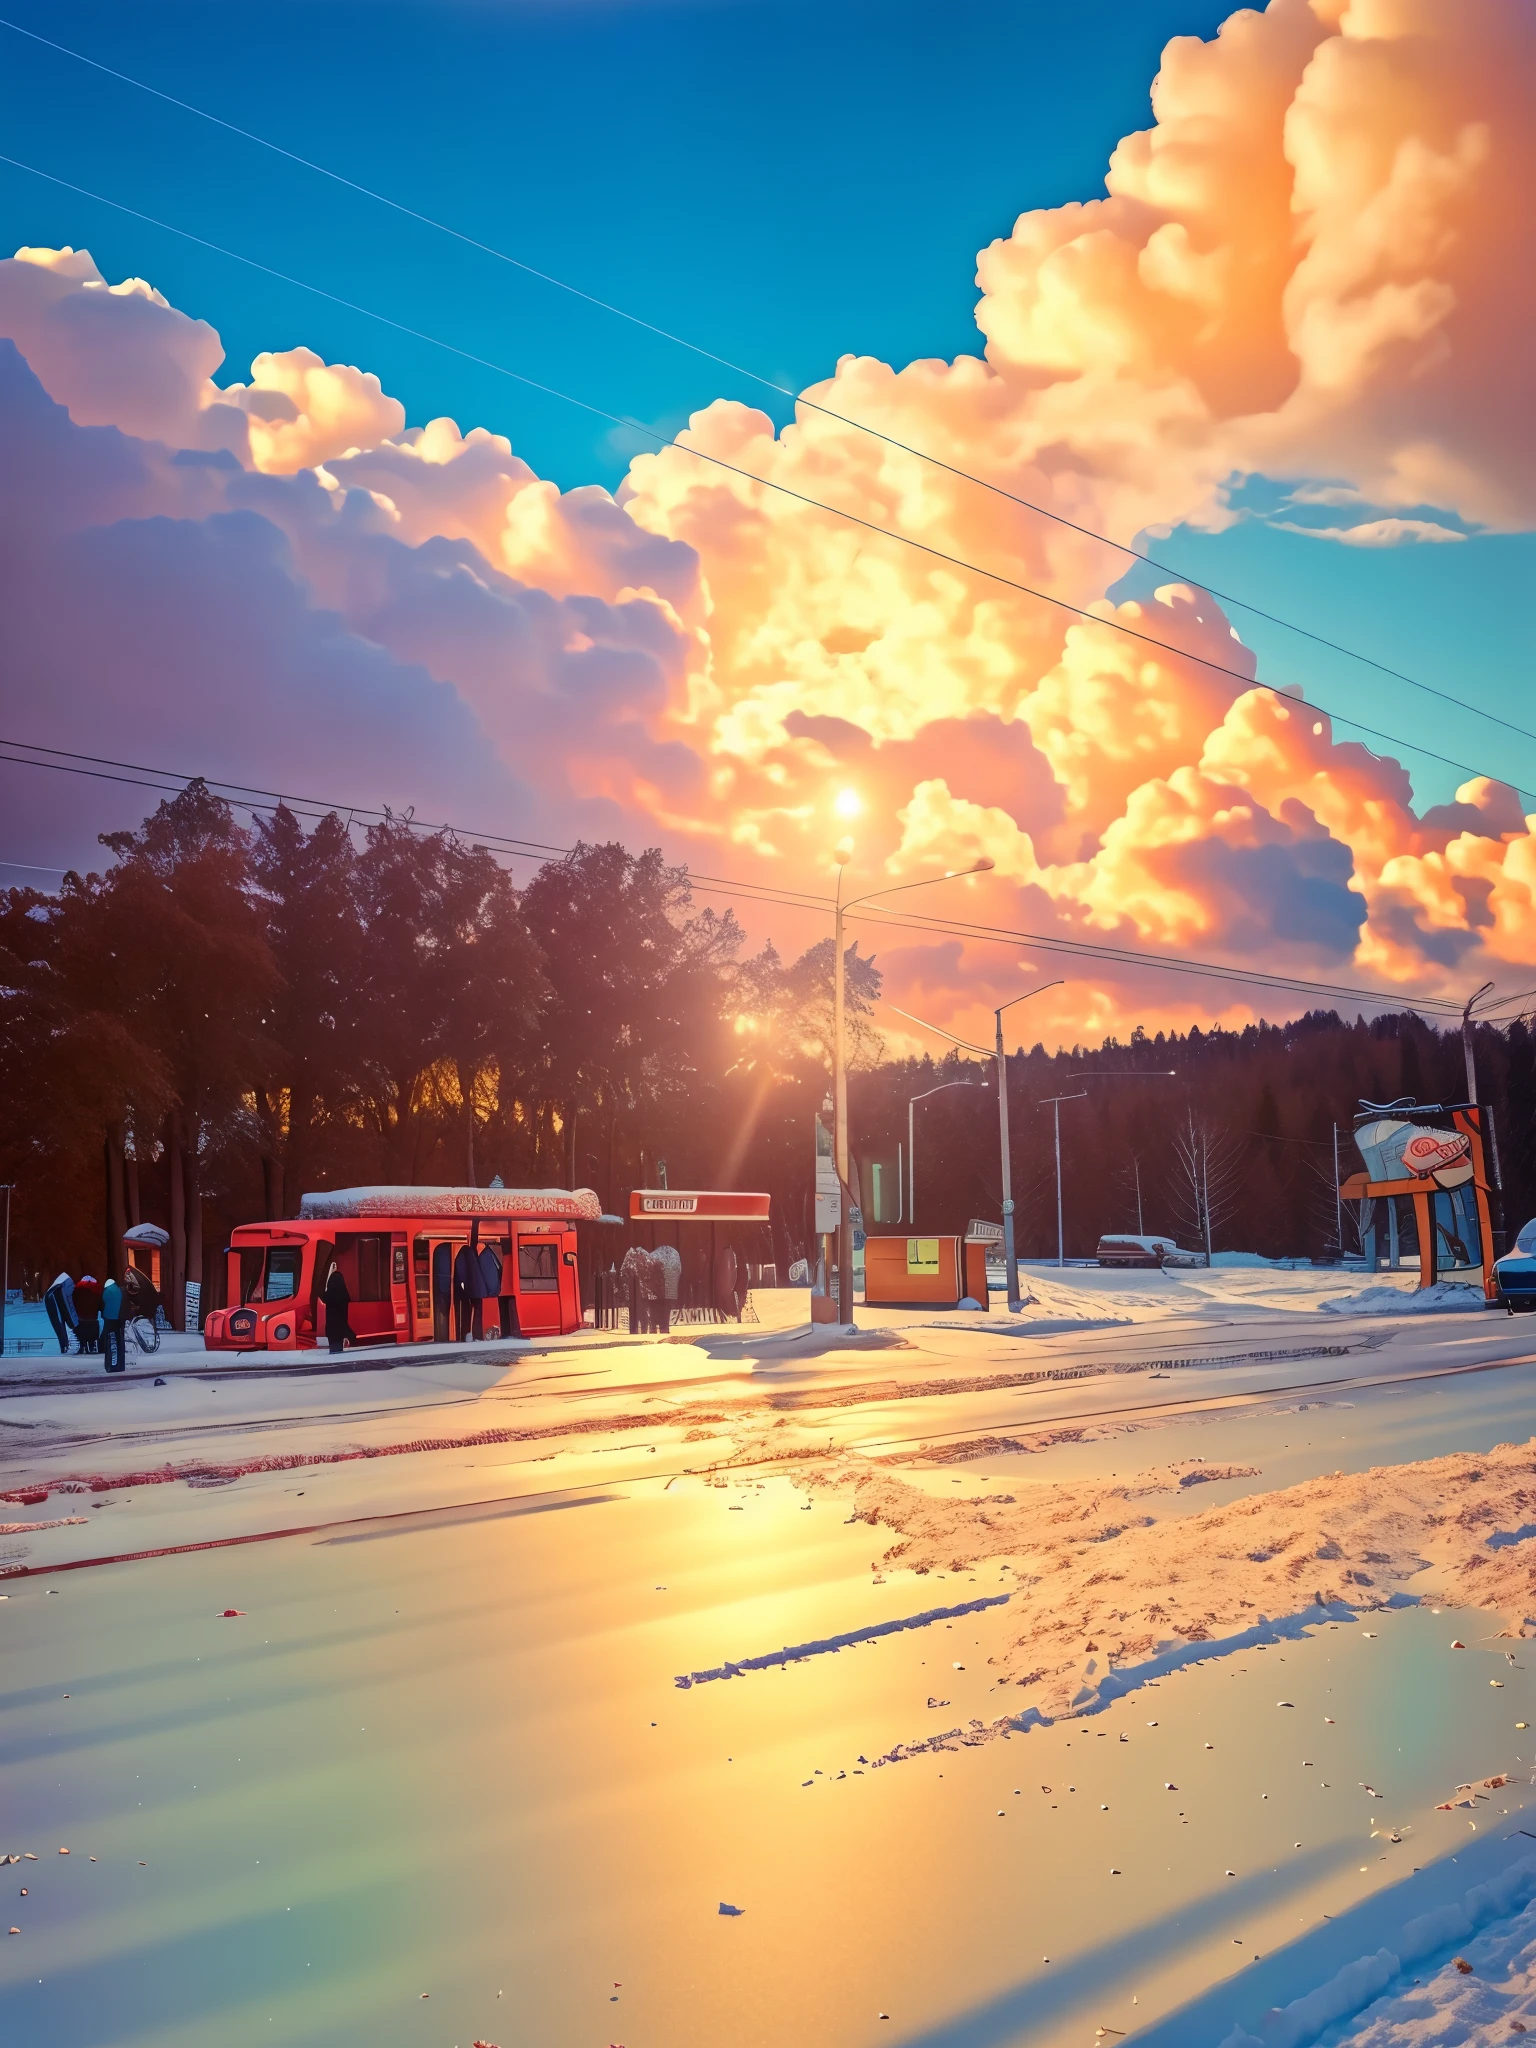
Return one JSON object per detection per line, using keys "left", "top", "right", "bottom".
{"left": 1, "top": 0, "right": 1532, "bottom": 1040}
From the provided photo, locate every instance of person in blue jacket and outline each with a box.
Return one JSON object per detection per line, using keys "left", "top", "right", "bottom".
{"left": 44, "top": 1271, "right": 77, "bottom": 1354}
{"left": 478, "top": 1239, "right": 516, "bottom": 1338}
{"left": 452, "top": 1241, "right": 479, "bottom": 1340}
{"left": 101, "top": 1274, "right": 125, "bottom": 1373}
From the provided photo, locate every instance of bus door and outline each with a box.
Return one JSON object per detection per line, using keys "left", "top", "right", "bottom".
{"left": 415, "top": 1233, "right": 459, "bottom": 1342}
{"left": 514, "top": 1232, "right": 562, "bottom": 1335}
{"left": 483, "top": 1231, "right": 515, "bottom": 1337}
{"left": 333, "top": 1231, "right": 395, "bottom": 1343}
{"left": 559, "top": 1228, "right": 581, "bottom": 1333}
{"left": 305, "top": 1237, "right": 334, "bottom": 1347}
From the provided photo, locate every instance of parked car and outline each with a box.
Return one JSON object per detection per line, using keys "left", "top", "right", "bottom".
{"left": 1096, "top": 1234, "right": 1179, "bottom": 1268}
{"left": 1494, "top": 1217, "right": 1536, "bottom": 1313}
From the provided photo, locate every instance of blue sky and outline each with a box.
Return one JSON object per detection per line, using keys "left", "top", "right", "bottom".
{"left": 1, "top": 0, "right": 1531, "bottom": 812}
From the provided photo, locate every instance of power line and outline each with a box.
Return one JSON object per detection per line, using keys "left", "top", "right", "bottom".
{"left": 849, "top": 904, "right": 1470, "bottom": 1020}
{"left": 0, "top": 737, "right": 1483, "bottom": 1019}
{"left": 1, "top": 149, "right": 1531, "bottom": 810}
{"left": 0, "top": 738, "right": 831, "bottom": 914}
{"left": 4, "top": 14, "right": 1530, "bottom": 757}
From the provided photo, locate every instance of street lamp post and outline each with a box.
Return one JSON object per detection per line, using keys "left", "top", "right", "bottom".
{"left": 0, "top": 1183, "right": 11, "bottom": 1358}
{"left": 1061, "top": 1069, "right": 1177, "bottom": 1262}
{"left": 907, "top": 1079, "right": 988, "bottom": 1228}
{"left": 995, "top": 983, "right": 1064, "bottom": 1309}
{"left": 832, "top": 855, "right": 994, "bottom": 1327}
{"left": 889, "top": 979, "right": 1064, "bottom": 1310}
{"left": 1039, "top": 1094, "right": 1088, "bottom": 1266}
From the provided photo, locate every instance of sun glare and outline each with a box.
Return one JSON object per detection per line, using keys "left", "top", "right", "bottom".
{"left": 833, "top": 787, "right": 862, "bottom": 819}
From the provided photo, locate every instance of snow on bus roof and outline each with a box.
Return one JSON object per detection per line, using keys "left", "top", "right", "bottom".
{"left": 298, "top": 1186, "right": 602, "bottom": 1222}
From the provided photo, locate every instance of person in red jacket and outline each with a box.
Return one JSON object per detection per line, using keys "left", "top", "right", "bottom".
{"left": 73, "top": 1274, "right": 103, "bottom": 1354}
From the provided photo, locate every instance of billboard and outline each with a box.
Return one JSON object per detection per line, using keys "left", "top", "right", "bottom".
{"left": 1341, "top": 1103, "right": 1496, "bottom": 1297}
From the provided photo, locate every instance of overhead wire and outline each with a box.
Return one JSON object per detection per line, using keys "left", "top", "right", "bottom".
{"left": 0, "top": 738, "right": 1480, "bottom": 1020}
{"left": 0, "top": 739, "right": 834, "bottom": 911}
{"left": 846, "top": 903, "right": 1470, "bottom": 1019}
{"left": 1, "top": 148, "right": 1532, "bottom": 809}
{"left": 3, "top": 14, "right": 1531, "bottom": 756}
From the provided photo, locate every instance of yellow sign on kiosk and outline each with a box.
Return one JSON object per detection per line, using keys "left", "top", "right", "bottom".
{"left": 906, "top": 1239, "right": 941, "bottom": 1276}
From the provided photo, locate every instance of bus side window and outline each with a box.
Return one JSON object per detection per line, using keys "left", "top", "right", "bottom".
{"left": 413, "top": 1236, "right": 431, "bottom": 1318}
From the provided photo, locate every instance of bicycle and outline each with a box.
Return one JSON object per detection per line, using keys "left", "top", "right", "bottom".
{"left": 128, "top": 1315, "right": 160, "bottom": 1355}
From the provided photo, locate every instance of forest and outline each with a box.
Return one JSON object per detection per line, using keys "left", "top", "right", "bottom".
{"left": 4, "top": 781, "right": 1534, "bottom": 1321}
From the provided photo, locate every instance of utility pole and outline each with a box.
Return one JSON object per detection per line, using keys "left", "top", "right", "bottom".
{"left": 1133, "top": 1157, "right": 1145, "bottom": 1236}
{"left": 993, "top": 983, "right": 1063, "bottom": 1310}
{"left": 1462, "top": 980, "right": 1494, "bottom": 1103}
{"left": 1332, "top": 1122, "right": 1343, "bottom": 1259}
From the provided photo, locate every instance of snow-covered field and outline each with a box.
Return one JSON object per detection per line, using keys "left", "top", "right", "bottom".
{"left": 3, "top": 1266, "right": 1534, "bottom": 2045}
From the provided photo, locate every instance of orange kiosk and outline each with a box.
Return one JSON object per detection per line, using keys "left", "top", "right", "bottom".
{"left": 863, "top": 1225, "right": 993, "bottom": 1309}
{"left": 204, "top": 1185, "right": 599, "bottom": 1352}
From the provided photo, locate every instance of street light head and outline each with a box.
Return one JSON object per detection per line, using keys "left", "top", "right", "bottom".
{"left": 944, "top": 856, "right": 995, "bottom": 878}
{"left": 833, "top": 787, "right": 862, "bottom": 820}
{"left": 832, "top": 837, "right": 855, "bottom": 866}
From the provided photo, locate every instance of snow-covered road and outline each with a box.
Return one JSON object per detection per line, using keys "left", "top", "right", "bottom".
{"left": 5, "top": 1268, "right": 1536, "bottom": 2046}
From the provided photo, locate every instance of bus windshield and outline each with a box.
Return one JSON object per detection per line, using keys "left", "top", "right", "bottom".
{"left": 265, "top": 1247, "right": 303, "bottom": 1300}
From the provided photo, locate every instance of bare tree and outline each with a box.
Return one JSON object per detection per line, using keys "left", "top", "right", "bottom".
{"left": 1169, "top": 1112, "right": 1244, "bottom": 1259}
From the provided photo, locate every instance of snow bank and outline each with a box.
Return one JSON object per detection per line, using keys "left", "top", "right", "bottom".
{"left": 778, "top": 1432, "right": 1536, "bottom": 1721}
{"left": 1323, "top": 1282, "right": 1490, "bottom": 1316}
{"left": 1219, "top": 1855, "right": 1536, "bottom": 2047}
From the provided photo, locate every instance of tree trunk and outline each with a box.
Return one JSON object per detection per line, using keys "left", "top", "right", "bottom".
{"left": 567, "top": 1100, "right": 578, "bottom": 1190}
{"left": 125, "top": 1148, "right": 141, "bottom": 1228}
{"left": 256, "top": 1087, "right": 284, "bottom": 1219}
{"left": 105, "top": 1124, "right": 127, "bottom": 1281}
{"left": 285, "top": 1088, "right": 314, "bottom": 1219}
{"left": 185, "top": 1116, "right": 203, "bottom": 1328}
{"left": 168, "top": 1112, "right": 186, "bottom": 1331}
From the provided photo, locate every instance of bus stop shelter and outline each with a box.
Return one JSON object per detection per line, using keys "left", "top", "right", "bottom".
{"left": 627, "top": 1189, "right": 772, "bottom": 1320}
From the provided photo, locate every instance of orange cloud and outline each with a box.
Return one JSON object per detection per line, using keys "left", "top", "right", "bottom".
{"left": 2, "top": 0, "right": 1531, "bottom": 1041}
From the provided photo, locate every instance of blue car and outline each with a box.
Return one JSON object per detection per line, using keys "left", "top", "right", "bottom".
{"left": 1494, "top": 1218, "right": 1536, "bottom": 1313}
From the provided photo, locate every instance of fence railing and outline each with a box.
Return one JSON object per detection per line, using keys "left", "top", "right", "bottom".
{"left": 587, "top": 1265, "right": 768, "bottom": 1332}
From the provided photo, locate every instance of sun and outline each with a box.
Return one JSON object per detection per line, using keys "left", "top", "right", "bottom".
{"left": 833, "top": 787, "right": 862, "bottom": 819}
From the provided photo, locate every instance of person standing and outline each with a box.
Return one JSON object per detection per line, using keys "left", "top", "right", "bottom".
{"left": 100, "top": 1274, "right": 125, "bottom": 1373}
{"left": 476, "top": 1239, "right": 504, "bottom": 1339}
{"left": 432, "top": 1241, "right": 452, "bottom": 1342}
{"left": 323, "top": 1261, "right": 358, "bottom": 1355}
{"left": 43, "top": 1271, "right": 77, "bottom": 1354}
{"left": 73, "top": 1273, "right": 103, "bottom": 1354}
{"left": 452, "top": 1242, "right": 478, "bottom": 1341}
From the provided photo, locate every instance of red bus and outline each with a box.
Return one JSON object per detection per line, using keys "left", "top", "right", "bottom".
{"left": 203, "top": 1186, "right": 599, "bottom": 1352}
